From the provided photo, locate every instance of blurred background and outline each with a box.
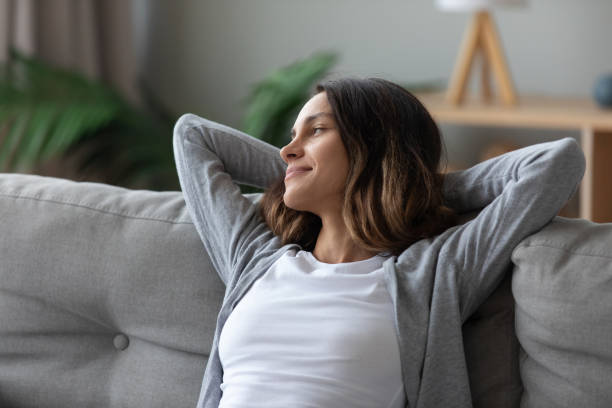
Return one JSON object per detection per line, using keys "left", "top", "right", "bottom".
{"left": 1, "top": 0, "right": 611, "bottom": 193}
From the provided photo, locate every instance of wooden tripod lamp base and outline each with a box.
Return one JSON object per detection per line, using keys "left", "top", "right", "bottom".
{"left": 446, "top": 10, "right": 517, "bottom": 106}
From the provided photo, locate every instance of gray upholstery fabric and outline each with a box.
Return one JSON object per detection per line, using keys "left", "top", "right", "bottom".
{"left": 0, "top": 173, "right": 524, "bottom": 407}
{"left": 3, "top": 173, "right": 606, "bottom": 408}
{"left": 0, "top": 173, "right": 225, "bottom": 408}
{"left": 512, "top": 217, "right": 612, "bottom": 408}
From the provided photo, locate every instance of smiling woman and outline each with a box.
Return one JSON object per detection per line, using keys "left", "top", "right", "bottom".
{"left": 261, "top": 78, "right": 457, "bottom": 259}
{"left": 172, "top": 76, "right": 584, "bottom": 408}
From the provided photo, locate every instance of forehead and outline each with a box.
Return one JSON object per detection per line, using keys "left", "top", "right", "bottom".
{"left": 295, "top": 92, "right": 333, "bottom": 123}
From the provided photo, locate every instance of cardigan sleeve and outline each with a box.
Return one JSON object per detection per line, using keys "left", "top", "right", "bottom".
{"left": 439, "top": 137, "right": 585, "bottom": 320}
{"left": 172, "top": 113, "right": 287, "bottom": 286}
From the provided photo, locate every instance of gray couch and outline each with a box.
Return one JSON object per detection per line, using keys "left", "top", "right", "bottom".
{"left": 1, "top": 172, "right": 611, "bottom": 408}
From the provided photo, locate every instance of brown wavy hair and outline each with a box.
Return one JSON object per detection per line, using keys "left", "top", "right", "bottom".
{"left": 260, "top": 77, "right": 457, "bottom": 256}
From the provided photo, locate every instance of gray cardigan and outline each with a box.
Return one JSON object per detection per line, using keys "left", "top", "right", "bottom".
{"left": 172, "top": 113, "right": 585, "bottom": 408}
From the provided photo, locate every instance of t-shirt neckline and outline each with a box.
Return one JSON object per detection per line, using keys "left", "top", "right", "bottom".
{"left": 300, "top": 250, "right": 388, "bottom": 274}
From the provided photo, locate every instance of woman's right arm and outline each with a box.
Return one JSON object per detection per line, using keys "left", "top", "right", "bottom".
{"left": 173, "top": 114, "right": 287, "bottom": 286}
{"left": 439, "top": 137, "right": 585, "bottom": 319}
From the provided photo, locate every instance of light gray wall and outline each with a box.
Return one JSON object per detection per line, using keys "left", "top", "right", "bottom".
{"left": 133, "top": 0, "right": 612, "bottom": 167}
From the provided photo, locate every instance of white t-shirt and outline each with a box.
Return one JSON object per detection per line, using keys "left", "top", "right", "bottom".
{"left": 218, "top": 249, "right": 406, "bottom": 408}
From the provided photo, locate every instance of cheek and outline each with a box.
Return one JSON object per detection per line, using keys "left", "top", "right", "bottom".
{"left": 324, "top": 154, "right": 350, "bottom": 189}
{"left": 314, "top": 142, "right": 349, "bottom": 178}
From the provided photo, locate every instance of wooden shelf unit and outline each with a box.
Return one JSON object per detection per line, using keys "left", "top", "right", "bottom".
{"left": 416, "top": 92, "right": 612, "bottom": 223}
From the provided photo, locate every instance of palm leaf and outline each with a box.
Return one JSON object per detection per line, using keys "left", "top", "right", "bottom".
{"left": 0, "top": 49, "right": 123, "bottom": 173}
{"left": 0, "top": 48, "right": 179, "bottom": 190}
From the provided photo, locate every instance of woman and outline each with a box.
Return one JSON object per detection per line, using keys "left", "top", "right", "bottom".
{"left": 173, "top": 77, "right": 585, "bottom": 408}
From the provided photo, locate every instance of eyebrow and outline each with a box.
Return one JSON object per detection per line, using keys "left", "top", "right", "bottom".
{"left": 291, "top": 112, "right": 334, "bottom": 135}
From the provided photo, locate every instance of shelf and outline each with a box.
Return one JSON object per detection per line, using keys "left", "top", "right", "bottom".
{"left": 415, "top": 92, "right": 612, "bottom": 131}
{"left": 415, "top": 92, "right": 612, "bottom": 223}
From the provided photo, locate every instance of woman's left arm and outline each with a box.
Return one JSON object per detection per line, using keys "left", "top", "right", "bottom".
{"left": 440, "top": 137, "right": 585, "bottom": 320}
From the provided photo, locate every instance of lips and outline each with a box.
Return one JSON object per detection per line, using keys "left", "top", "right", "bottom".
{"left": 285, "top": 166, "right": 312, "bottom": 180}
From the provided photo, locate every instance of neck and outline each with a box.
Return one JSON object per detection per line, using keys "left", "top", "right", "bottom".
{"left": 312, "top": 213, "right": 378, "bottom": 264}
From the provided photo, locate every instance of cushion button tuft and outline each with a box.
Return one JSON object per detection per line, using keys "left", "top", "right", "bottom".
{"left": 113, "top": 334, "right": 129, "bottom": 351}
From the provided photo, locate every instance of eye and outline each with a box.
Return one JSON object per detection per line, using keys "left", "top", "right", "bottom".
{"left": 313, "top": 127, "right": 324, "bottom": 134}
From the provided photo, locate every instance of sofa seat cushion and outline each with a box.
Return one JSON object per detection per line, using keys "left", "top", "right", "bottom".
{"left": 512, "top": 217, "right": 612, "bottom": 408}
{"left": 0, "top": 173, "right": 225, "bottom": 408}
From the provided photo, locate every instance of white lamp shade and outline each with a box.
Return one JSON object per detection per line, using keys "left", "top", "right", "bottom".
{"left": 436, "top": 0, "right": 526, "bottom": 11}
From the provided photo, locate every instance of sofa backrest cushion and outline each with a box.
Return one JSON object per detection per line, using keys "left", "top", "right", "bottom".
{"left": 512, "top": 217, "right": 612, "bottom": 408}
{"left": 0, "top": 173, "right": 225, "bottom": 408}
{"left": 0, "top": 173, "right": 524, "bottom": 408}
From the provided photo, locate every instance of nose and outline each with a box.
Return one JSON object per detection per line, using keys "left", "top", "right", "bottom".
{"left": 280, "top": 137, "right": 303, "bottom": 163}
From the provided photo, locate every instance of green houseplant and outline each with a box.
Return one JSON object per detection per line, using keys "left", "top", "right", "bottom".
{"left": 0, "top": 48, "right": 178, "bottom": 190}
{"left": 0, "top": 49, "right": 339, "bottom": 192}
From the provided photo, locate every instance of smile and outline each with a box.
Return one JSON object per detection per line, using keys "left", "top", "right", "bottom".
{"left": 285, "top": 168, "right": 311, "bottom": 180}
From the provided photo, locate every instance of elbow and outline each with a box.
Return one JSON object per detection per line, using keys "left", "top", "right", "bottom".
{"left": 173, "top": 113, "right": 222, "bottom": 152}
{"left": 552, "top": 137, "right": 586, "bottom": 199}
{"left": 173, "top": 113, "right": 200, "bottom": 146}
{"left": 560, "top": 137, "right": 586, "bottom": 184}
{"left": 173, "top": 113, "right": 217, "bottom": 158}
{"left": 172, "top": 113, "right": 204, "bottom": 168}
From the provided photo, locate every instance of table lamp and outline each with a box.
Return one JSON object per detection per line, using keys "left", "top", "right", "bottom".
{"left": 437, "top": 0, "right": 526, "bottom": 106}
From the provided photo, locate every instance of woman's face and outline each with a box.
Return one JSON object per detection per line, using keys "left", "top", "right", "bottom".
{"left": 280, "top": 92, "right": 350, "bottom": 216}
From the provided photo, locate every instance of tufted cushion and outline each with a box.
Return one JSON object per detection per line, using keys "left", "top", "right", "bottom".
{"left": 512, "top": 217, "right": 612, "bottom": 408}
{"left": 0, "top": 173, "right": 225, "bottom": 408}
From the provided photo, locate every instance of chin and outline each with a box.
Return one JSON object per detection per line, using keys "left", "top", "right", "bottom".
{"left": 282, "top": 192, "right": 309, "bottom": 212}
